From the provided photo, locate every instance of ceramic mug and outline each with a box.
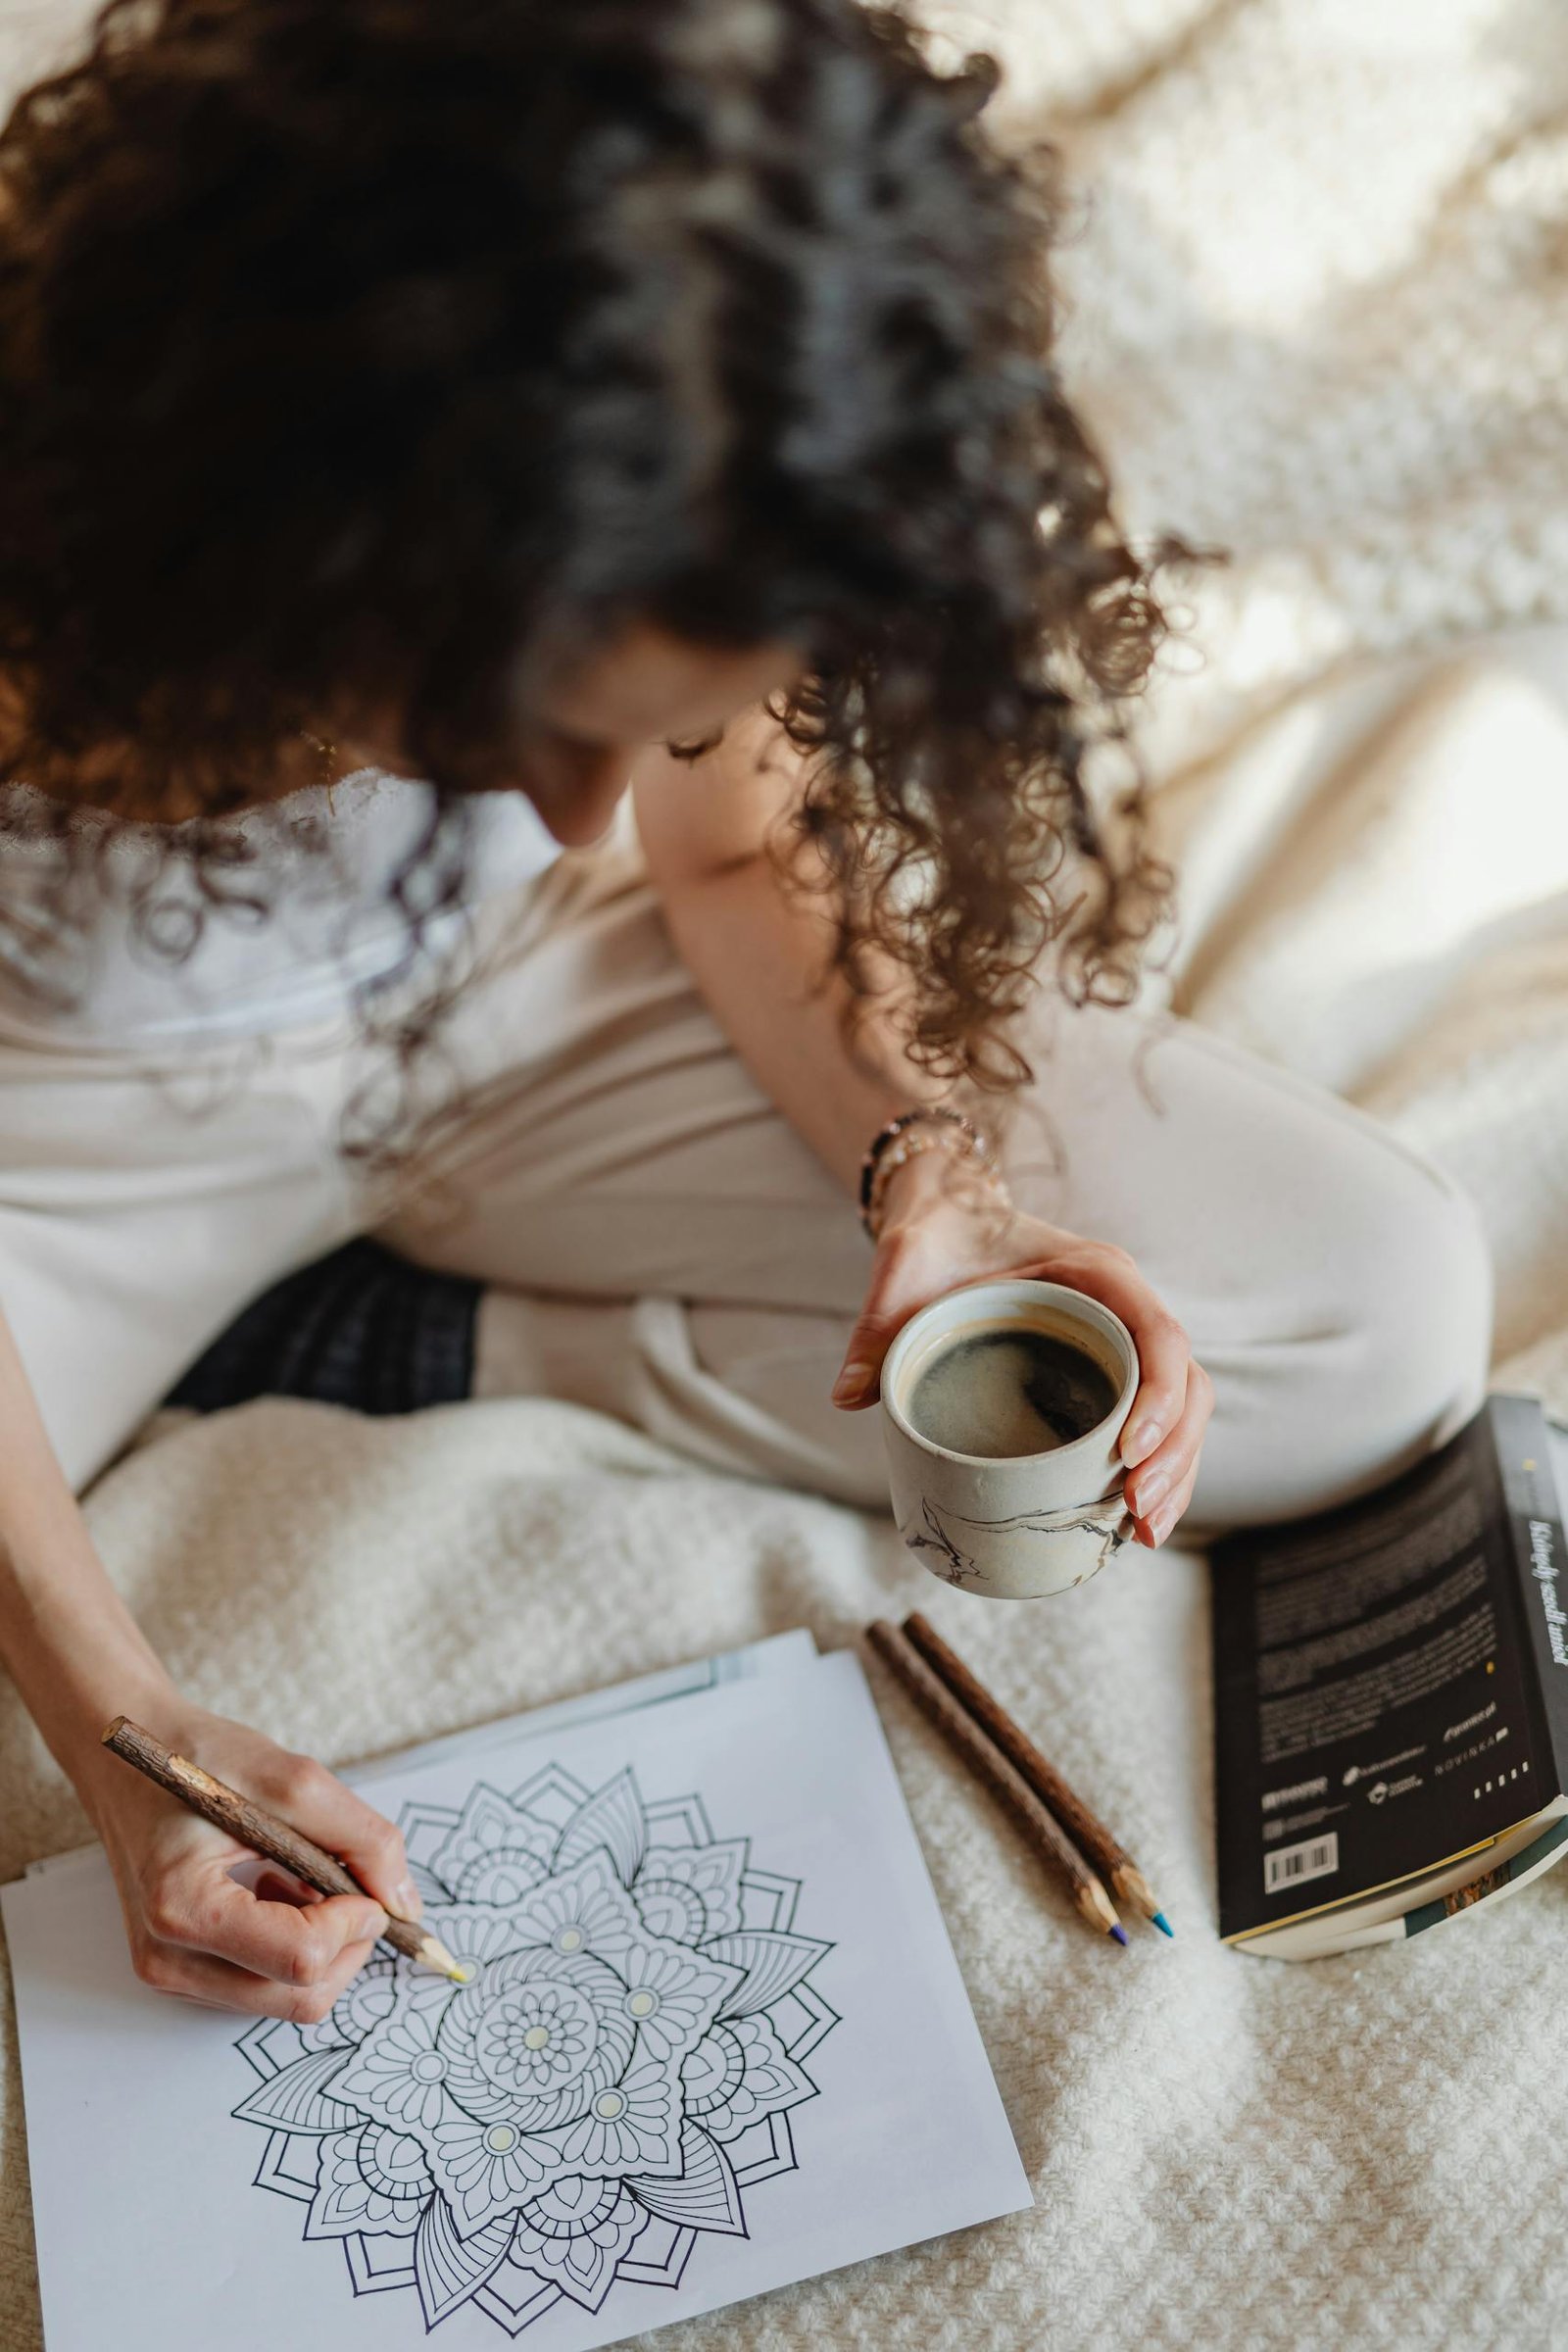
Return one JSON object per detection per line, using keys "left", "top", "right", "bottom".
{"left": 880, "top": 1278, "right": 1139, "bottom": 1599}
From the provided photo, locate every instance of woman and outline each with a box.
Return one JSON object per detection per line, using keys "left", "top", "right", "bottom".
{"left": 0, "top": 0, "right": 1490, "bottom": 2020}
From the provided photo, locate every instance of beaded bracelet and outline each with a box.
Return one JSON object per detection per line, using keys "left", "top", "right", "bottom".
{"left": 865, "top": 1127, "right": 949, "bottom": 1234}
{"left": 867, "top": 1127, "right": 1012, "bottom": 1242}
{"left": 858, "top": 1106, "right": 1005, "bottom": 1241}
{"left": 858, "top": 1107, "right": 961, "bottom": 1227}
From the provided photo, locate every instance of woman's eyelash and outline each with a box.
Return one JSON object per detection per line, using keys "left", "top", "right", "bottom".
{"left": 664, "top": 729, "right": 724, "bottom": 762}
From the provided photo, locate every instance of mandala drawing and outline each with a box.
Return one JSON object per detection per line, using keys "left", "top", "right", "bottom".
{"left": 230, "top": 1761, "right": 837, "bottom": 2335}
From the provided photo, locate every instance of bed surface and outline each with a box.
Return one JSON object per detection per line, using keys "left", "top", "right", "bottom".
{"left": 4, "top": 1, "right": 1568, "bottom": 2344}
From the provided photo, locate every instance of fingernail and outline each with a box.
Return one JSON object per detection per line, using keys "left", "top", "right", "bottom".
{"left": 1150, "top": 1502, "right": 1177, "bottom": 1547}
{"left": 392, "top": 1877, "right": 421, "bottom": 1922}
{"left": 832, "top": 1363, "right": 873, "bottom": 1405}
{"left": 1133, "top": 1463, "right": 1172, "bottom": 1515}
{"left": 1121, "top": 1417, "right": 1161, "bottom": 1465}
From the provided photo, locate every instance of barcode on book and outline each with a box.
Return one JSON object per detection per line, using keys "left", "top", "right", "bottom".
{"left": 1264, "top": 1832, "right": 1340, "bottom": 1895}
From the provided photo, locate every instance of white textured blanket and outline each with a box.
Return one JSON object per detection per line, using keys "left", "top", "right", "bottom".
{"left": 5, "top": 1, "right": 1568, "bottom": 2347}
{"left": 6, "top": 1398, "right": 1567, "bottom": 2352}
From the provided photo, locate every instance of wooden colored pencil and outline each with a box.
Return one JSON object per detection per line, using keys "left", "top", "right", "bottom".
{"left": 101, "top": 1716, "right": 469, "bottom": 1983}
{"left": 902, "top": 1610, "right": 1172, "bottom": 1935}
{"left": 863, "top": 1621, "right": 1126, "bottom": 1945}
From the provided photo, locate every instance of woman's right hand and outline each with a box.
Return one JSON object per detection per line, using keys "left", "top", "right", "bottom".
{"left": 78, "top": 1702, "right": 418, "bottom": 2021}
{"left": 0, "top": 1309, "right": 409, "bottom": 2020}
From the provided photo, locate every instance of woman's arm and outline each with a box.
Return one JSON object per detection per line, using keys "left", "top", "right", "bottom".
{"left": 633, "top": 706, "right": 938, "bottom": 1187}
{"left": 0, "top": 1304, "right": 416, "bottom": 2013}
{"left": 633, "top": 713, "right": 1212, "bottom": 1546}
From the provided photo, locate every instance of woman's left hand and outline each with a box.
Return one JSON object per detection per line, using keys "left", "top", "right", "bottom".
{"left": 830, "top": 1152, "right": 1212, "bottom": 1549}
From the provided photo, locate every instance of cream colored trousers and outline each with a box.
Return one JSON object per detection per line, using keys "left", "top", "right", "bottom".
{"left": 0, "top": 829, "right": 1493, "bottom": 1512}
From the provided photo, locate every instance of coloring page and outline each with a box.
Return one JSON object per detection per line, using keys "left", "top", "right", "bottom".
{"left": 5, "top": 1651, "right": 1029, "bottom": 2350}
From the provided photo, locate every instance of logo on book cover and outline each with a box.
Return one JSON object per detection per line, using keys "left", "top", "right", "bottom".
{"left": 1365, "top": 1774, "right": 1423, "bottom": 1805}
{"left": 1343, "top": 1745, "right": 1424, "bottom": 1789}
{"left": 229, "top": 1762, "right": 838, "bottom": 2334}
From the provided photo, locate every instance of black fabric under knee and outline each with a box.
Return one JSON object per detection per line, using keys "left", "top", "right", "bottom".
{"left": 167, "top": 1241, "right": 479, "bottom": 1417}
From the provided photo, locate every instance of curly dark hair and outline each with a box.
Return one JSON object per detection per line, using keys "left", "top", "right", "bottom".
{"left": 0, "top": 0, "right": 1175, "bottom": 1102}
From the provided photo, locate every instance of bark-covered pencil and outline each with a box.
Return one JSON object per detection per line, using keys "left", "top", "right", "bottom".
{"left": 864, "top": 1621, "right": 1127, "bottom": 1945}
{"left": 101, "top": 1715, "right": 470, "bottom": 1983}
{"left": 902, "top": 1610, "right": 1172, "bottom": 1935}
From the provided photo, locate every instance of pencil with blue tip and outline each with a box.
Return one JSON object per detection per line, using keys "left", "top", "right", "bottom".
{"left": 865, "top": 1620, "right": 1128, "bottom": 1946}
{"left": 902, "top": 1610, "right": 1173, "bottom": 1937}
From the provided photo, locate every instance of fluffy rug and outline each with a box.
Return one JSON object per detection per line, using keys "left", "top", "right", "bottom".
{"left": 5, "top": 1, "right": 1568, "bottom": 2346}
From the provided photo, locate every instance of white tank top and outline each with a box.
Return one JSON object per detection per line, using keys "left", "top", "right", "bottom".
{"left": 0, "top": 769, "right": 563, "bottom": 1046}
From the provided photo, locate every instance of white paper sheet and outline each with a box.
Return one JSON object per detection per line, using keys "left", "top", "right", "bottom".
{"left": 22, "top": 1628, "right": 819, "bottom": 1882}
{"left": 4, "top": 1648, "right": 1029, "bottom": 2349}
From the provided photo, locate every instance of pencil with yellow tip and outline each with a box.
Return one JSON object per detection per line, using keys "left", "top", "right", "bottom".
{"left": 100, "top": 1715, "right": 471, "bottom": 1984}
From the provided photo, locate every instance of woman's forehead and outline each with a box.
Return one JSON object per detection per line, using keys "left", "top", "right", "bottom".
{"left": 535, "top": 626, "right": 801, "bottom": 743}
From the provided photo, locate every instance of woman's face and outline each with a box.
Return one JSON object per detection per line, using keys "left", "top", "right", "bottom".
{"left": 353, "top": 625, "right": 804, "bottom": 847}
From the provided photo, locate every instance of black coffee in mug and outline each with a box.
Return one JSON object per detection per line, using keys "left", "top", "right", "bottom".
{"left": 906, "top": 1322, "right": 1119, "bottom": 1459}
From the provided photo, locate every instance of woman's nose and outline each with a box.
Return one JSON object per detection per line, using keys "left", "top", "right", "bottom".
{"left": 524, "top": 735, "right": 634, "bottom": 847}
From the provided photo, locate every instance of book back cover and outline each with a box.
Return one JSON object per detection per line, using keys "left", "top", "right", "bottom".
{"left": 1213, "top": 1397, "right": 1568, "bottom": 1942}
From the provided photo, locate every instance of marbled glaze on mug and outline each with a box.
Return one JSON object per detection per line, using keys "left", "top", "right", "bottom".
{"left": 880, "top": 1279, "right": 1139, "bottom": 1599}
